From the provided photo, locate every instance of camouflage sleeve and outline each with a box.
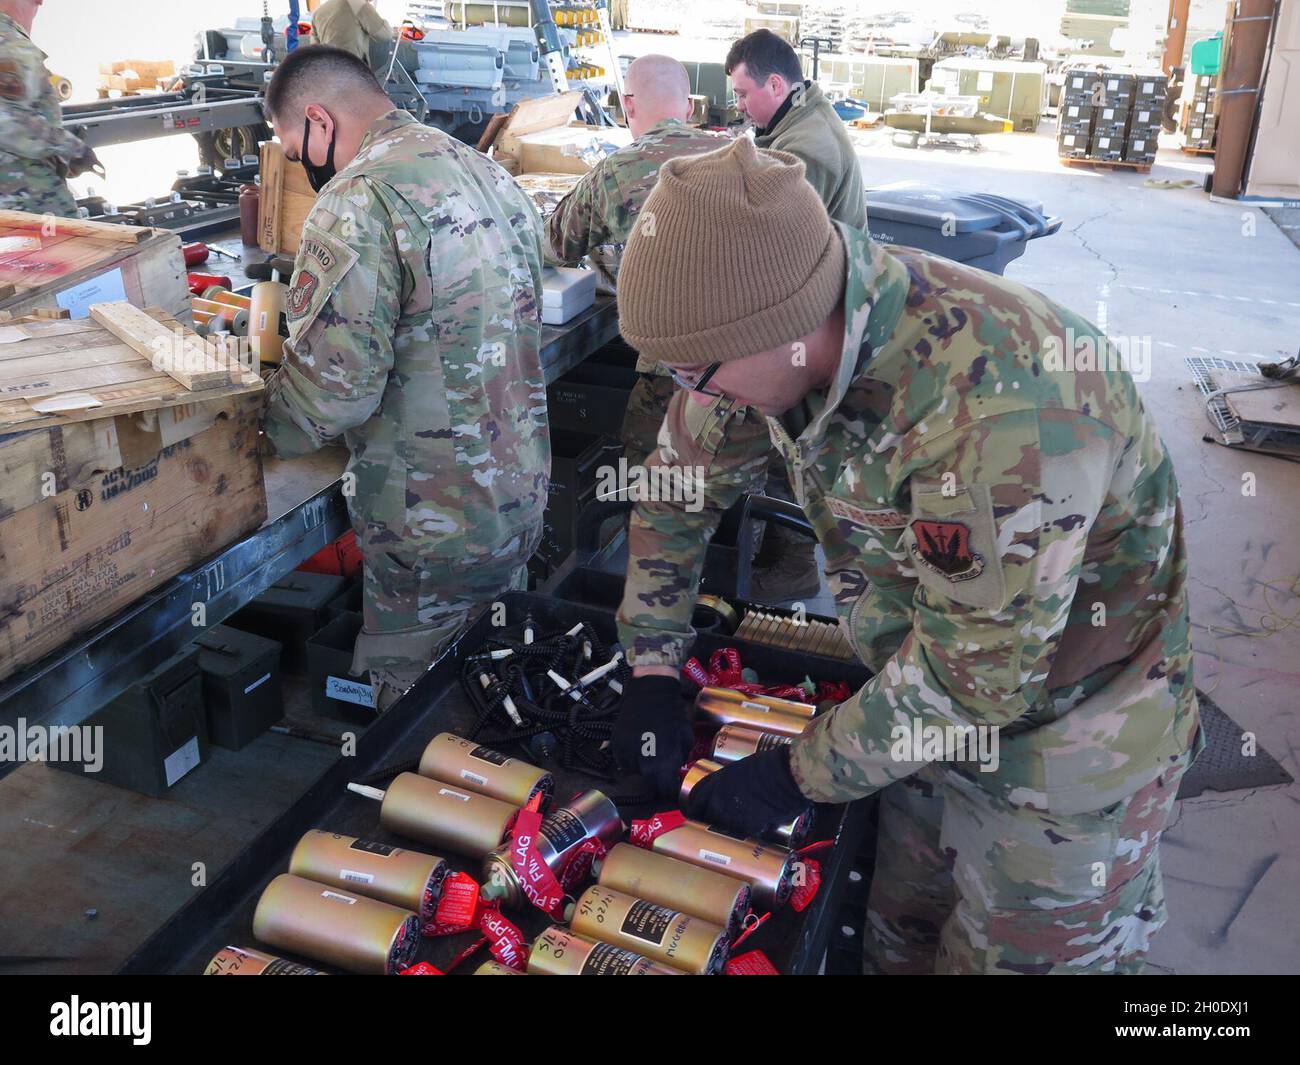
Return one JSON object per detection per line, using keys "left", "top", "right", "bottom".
{"left": 615, "top": 392, "right": 771, "bottom": 666}
{"left": 789, "top": 410, "right": 1124, "bottom": 803}
{"left": 544, "top": 165, "right": 616, "bottom": 268}
{"left": 0, "top": 44, "right": 83, "bottom": 164}
{"left": 263, "top": 177, "right": 402, "bottom": 457}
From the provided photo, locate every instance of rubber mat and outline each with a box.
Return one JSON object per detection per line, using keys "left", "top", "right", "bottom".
{"left": 1176, "top": 690, "right": 1294, "bottom": 799}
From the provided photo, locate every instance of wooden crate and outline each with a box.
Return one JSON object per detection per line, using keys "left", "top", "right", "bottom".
{"left": 0, "top": 211, "right": 190, "bottom": 323}
{"left": 258, "top": 141, "right": 317, "bottom": 256}
{"left": 0, "top": 310, "right": 267, "bottom": 682}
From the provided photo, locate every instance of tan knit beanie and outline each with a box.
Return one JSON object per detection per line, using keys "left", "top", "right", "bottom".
{"left": 617, "top": 136, "right": 846, "bottom": 367}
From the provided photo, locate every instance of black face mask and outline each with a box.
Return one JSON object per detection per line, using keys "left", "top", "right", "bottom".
{"left": 301, "top": 114, "right": 337, "bottom": 193}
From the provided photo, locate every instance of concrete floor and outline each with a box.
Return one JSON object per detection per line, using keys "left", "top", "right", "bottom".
{"left": 838, "top": 125, "right": 1300, "bottom": 974}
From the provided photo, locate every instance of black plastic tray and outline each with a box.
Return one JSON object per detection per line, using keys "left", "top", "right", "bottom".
{"left": 120, "top": 592, "right": 871, "bottom": 976}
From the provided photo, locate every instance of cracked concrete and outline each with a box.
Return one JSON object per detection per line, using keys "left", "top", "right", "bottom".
{"left": 844, "top": 126, "right": 1300, "bottom": 974}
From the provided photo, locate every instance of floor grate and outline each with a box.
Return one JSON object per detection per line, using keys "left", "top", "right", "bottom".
{"left": 1184, "top": 355, "right": 1269, "bottom": 444}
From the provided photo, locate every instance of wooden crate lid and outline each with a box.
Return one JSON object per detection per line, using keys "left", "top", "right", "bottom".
{"left": 0, "top": 210, "right": 166, "bottom": 306}
{"left": 0, "top": 304, "right": 263, "bottom": 434}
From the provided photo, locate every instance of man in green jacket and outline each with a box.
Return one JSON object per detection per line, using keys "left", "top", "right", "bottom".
{"left": 725, "top": 28, "right": 866, "bottom": 230}
{"left": 610, "top": 138, "right": 1201, "bottom": 974}
{"left": 722, "top": 28, "right": 869, "bottom": 598}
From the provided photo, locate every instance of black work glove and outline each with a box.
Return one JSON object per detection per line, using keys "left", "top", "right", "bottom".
{"left": 611, "top": 674, "right": 693, "bottom": 798}
{"left": 65, "top": 145, "right": 105, "bottom": 180}
{"left": 684, "top": 749, "right": 809, "bottom": 839}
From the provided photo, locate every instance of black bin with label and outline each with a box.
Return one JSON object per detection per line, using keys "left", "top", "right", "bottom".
{"left": 193, "top": 624, "right": 283, "bottom": 750}
{"left": 50, "top": 648, "right": 208, "bottom": 797}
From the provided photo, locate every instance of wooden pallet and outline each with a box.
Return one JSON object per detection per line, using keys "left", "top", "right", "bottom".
{"left": 1059, "top": 155, "right": 1153, "bottom": 174}
{"left": 1180, "top": 144, "right": 1216, "bottom": 156}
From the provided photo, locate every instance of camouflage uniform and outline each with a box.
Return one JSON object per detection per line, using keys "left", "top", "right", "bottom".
{"left": 544, "top": 118, "right": 730, "bottom": 467}
{"left": 617, "top": 223, "right": 1202, "bottom": 973}
{"left": 264, "top": 110, "right": 549, "bottom": 690}
{"left": 0, "top": 13, "right": 84, "bottom": 218}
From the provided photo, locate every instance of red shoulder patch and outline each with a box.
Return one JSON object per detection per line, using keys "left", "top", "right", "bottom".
{"left": 909, "top": 519, "right": 984, "bottom": 581}
{"left": 285, "top": 269, "right": 319, "bottom": 319}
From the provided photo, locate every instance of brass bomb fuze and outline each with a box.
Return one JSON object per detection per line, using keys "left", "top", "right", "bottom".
{"left": 650, "top": 819, "right": 796, "bottom": 908}
{"left": 418, "top": 732, "right": 554, "bottom": 810}
{"left": 680, "top": 759, "right": 813, "bottom": 848}
{"left": 567, "top": 886, "right": 728, "bottom": 975}
{"left": 348, "top": 773, "right": 517, "bottom": 858}
{"left": 474, "top": 960, "right": 526, "bottom": 975}
{"left": 693, "top": 687, "right": 815, "bottom": 738}
{"left": 711, "top": 724, "right": 792, "bottom": 763}
{"left": 594, "top": 843, "right": 750, "bottom": 940}
{"left": 252, "top": 874, "right": 420, "bottom": 975}
{"left": 288, "top": 831, "right": 449, "bottom": 922}
{"left": 528, "top": 925, "right": 685, "bottom": 976}
{"left": 204, "top": 945, "right": 326, "bottom": 975}
{"left": 481, "top": 789, "right": 623, "bottom": 907}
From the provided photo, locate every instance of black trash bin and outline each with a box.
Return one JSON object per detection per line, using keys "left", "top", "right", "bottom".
{"left": 865, "top": 184, "right": 1062, "bottom": 276}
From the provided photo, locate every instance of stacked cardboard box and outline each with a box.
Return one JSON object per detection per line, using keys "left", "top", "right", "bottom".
{"left": 1184, "top": 72, "right": 1218, "bottom": 150}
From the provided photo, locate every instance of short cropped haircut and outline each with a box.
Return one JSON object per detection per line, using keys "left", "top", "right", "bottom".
{"left": 264, "top": 44, "right": 388, "bottom": 122}
{"left": 725, "top": 29, "right": 803, "bottom": 86}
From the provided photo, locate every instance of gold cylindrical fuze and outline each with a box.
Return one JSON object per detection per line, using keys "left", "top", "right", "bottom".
{"left": 288, "top": 831, "right": 449, "bottom": 922}
{"left": 203, "top": 945, "right": 326, "bottom": 975}
{"left": 679, "top": 759, "right": 812, "bottom": 849}
{"left": 568, "top": 886, "right": 728, "bottom": 975}
{"left": 528, "top": 925, "right": 686, "bottom": 976}
{"left": 474, "top": 960, "right": 526, "bottom": 975}
{"left": 693, "top": 687, "right": 814, "bottom": 738}
{"left": 380, "top": 772, "right": 517, "bottom": 858}
{"left": 481, "top": 789, "right": 623, "bottom": 907}
{"left": 417, "top": 733, "right": 554, "bottom": 810}
{"left": 594, "top": 843, "right": 750, "bottom": 940}
{"left": 711, "top": 724, "right": 793, "bottom": 763}
{"left": 651, "top": 819, "right": 796, "bottom": 908}
{"left": 700, "top": 686, "right": 818, "bottom": 717}
{"left": 252, "top": 874, "right": 420, "bottom": 975}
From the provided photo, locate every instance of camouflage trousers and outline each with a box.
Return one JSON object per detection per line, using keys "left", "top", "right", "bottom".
{"left": 0, "top": 157, "right": 79, "bottom": 218}
{"left": 620, "top": 371, "right": 676, "bottom": 470}
{"left": 352, "top": 526, "right": 541, "bottom": 691}
{"left": 864, "top": 749, "right": 1192, "bottom": 974}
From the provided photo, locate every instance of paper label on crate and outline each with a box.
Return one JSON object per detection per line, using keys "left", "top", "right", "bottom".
{"left": 1067, "top": 105, "right": 1082, "bottom": 118}
{"left": 1099, "top": 138, "right": 1112, "bottom": 149}
{"left": 460, "top": 769, "right": 490, "bottom": 787}
{"left": 1137, "top": 110, "right": 1152, "bottom": 124}
{"left": 55, "top": 267, "right": 128, "bottom": 320}
{"left": 325, "top": 675, "right": 376, "bottom": 708}
{"left": 340, "top": 868, "right": 375, "bottom": 885}
{"left": 438, "top": 788, "right": 471, "bottom": 802}
{"left": 243, "top": 671, "right": 272, "bottom": 695}
{"left": 321, "top": 890, "right": 357, "bottom": 904}
{"left": 163, "top": 736, "right": 200, "bottom": 788}
{"left": 1133, "top": 140, "right": 1146, "bottom": 152}
{"left": 699, "top": 848, "right": 733, "bottom": 867}
{"left": 620, "top": 899, "right": 674, "bottom": 945}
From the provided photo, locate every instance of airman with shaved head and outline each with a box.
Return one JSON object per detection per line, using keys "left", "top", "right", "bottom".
{"left": 545, "top": 54, "right": 731, "bottom": 468}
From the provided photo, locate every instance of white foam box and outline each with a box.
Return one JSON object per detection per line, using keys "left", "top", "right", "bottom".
{"left": 541, "top": 267, "right": 597, "bottom": 325}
